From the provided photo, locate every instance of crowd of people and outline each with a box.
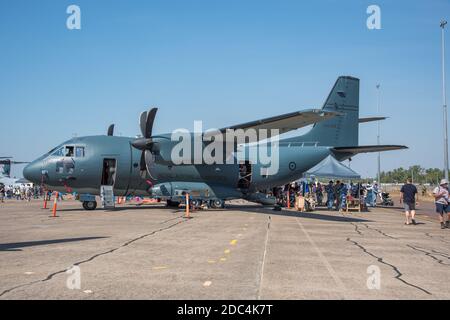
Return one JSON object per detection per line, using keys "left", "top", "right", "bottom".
{"left": 272, "top": 179, "right": 382, "bottom": 212}
{"left": 0, "top": 183, "right": 45, "bottom": 203}
{"left": 270, "top": 177, "right": 450, "bottom": 230}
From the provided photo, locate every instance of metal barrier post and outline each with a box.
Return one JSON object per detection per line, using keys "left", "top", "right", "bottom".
{"left": 51, "top": 192, "right": 58, "bottom": 217}
{"left": 185, "top": 193, "right": 190, "bottom": 218}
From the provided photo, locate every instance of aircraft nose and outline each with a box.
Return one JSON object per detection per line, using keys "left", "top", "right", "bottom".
{"left": 23, "top": 161, "right": 42, "bottom": 184}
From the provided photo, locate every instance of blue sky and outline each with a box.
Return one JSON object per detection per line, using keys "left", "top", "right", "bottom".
{"left": 1, "top": 0, "right": 449, "bottom": 178}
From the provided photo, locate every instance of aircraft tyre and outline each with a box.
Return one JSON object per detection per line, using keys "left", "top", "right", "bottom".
{"left": 211, "top": 199, "right": 225, "bottom": 209}
{"left": 83, "top": 201, "right": 97, "bottom": 211}
{"left": 190, "top": 199, "right": 201, "bottom": 208}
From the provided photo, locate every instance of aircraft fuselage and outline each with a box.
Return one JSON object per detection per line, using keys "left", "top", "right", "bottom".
{"left": 23, "top": 135, "right": 331, "bottom": 202}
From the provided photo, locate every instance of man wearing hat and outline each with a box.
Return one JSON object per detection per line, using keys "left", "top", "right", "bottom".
{"left": 433, "top": 179, "right": 450, "bottom": 229}
{"left": 400, "top": 178, "right": 419, "bottom": 225}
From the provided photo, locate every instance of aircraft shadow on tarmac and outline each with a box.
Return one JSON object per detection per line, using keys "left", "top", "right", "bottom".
{"left": 224, "top": 205, "right": 373, "bottom": 223}
{"left": 55, "top": 204, "right": 371, "bottom": 223}
{"left": 55, "top": 205, "right": 168, "bottom": 212}
{"left": 0, "top": 237, "right": 108, "bottom": 252}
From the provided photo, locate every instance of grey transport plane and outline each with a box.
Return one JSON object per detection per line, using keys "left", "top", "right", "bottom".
{"left": 0, "top": 157, "right": 30, "bottom": 186}
{"left": 23, "top": 76, "right": 407, "bottom": 210}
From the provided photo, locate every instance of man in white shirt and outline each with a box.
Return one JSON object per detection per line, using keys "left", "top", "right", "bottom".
{"left": 433, "top": 179, "right": 450, "bottom": 229}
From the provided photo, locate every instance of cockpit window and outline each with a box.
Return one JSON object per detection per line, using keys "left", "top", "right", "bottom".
{"left": 51, "top": 147, "right": 64, "bottom": 157}
{"left": 75, "top": 147, "right": 85, "bottom": 157}
{"left": 65, "top": 146, "right": 74, "bottom": 157}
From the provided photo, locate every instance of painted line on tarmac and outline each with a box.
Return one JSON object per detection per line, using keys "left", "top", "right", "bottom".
{"left": 257, "top": 216, "right": 271, "bottom": 300}
{"left": 295, "top": 217, "right": 348, "bottom": 299}
{"left": 152, "top": 266, "right": 169, "bottom": 270}
{"left": 203, "top": 281, "right": 212, "bottom": 287}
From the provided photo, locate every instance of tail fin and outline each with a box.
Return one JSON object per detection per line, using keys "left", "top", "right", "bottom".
{"left": 284, "top": 76, "right": 360, "bottom": 147}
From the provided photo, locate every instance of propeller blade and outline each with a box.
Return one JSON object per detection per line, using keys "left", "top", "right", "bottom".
{"left": 139, "top": 111, "right": 148, "bottom": 137}
{"left": 145, "top": 108, "right": 158, "bottom": 138}
{"left": 139, "top": 152, "right": 147, "bottom": 178}
{"left": 144, "top": 150, "right": 158, "bottom": 180}
{"left": 107, "top": 124, "right": 115, "bottom": 136}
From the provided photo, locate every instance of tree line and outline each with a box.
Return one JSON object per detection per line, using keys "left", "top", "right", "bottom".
{"left": 378, "top": 166, "right": 445, "bottom": 185}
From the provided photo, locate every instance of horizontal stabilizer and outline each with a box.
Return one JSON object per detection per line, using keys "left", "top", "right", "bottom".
{"left": 359, "top": 117, "right": 387, "bottom": 123}
{"left": 332, "top": 145, "right": 408, "bottom": 156}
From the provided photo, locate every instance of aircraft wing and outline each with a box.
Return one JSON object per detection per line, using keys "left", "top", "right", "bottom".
{"left": 0, "top": 160, "right": 29, "bottom": 165}
{"left": 205, "top": 109, "right": 340, "bottom": 141}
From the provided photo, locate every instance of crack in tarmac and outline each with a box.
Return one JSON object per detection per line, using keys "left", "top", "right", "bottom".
{"left": 406, "top": 245, "right": 450, "bottom": 266}
{"left": 0, "top": 216, "right": 186, "bottom": 298}
{"left": 431, "top": 249, "right": 450, "bottom": 258}
{"left": 361, "top": 223, "right": 398, "bottom": 240}
{"left": 350, "top": 218, "right": 449, "bottom": 270}
{"left": 350, "top": 222, "right": 363, "bottom": 236}
{"left": 347, "top": 238, "right": 432, "bottom": 296}
{"left": 425, "top": 233, "right": 450, "bottom": 244}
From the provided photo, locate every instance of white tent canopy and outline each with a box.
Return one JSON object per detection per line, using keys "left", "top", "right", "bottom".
{"left": 305, "top": 155, "right": 361, "bottom": 179}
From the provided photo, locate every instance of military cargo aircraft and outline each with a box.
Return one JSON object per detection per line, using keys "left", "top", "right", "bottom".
{"left": 0, "top": 157, "right": 30, "bottom": 186}
{"left": 23, "top": 76, "right": 407, "bottom": 210}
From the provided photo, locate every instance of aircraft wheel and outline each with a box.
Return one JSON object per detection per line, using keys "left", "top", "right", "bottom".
{"left": 211, "top": 199, "right": 224, "bottom": 209}
{"left": 83, "top": 201, "right": 97, "bottom": 211}
{"left": 190, "top": 199, "right": 201, "bottom": 208}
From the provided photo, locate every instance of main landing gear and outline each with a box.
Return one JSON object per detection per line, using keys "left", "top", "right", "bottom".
{"left": 166, "top": 198, "right": 225, "bottom": 209}
{"left": 82, "top": 201, "right": 97, "bottom": 211}
{"left": 210, "top": 199, "right": 225, "bottom": 209}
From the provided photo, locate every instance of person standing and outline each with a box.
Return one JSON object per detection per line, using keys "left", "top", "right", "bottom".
{"left": 0, "top": 184, "right": 5, "bottom": 203}
{"left": 325, "top": 181, "right": 335, "bottom": 210}
{"left": 432, "top": 179, "right": 450, "bottom": 229}
{"left": 339, "top": 182, "right": 348, "bottom": 212}
{"left": 334, "top": 180, "right": 342, "bottom": 210}
{"left": 372, "top": 182, "right": 379, "bottom": 207}
{"left": 400, "top": 178, "right": 419, "bottom": 225}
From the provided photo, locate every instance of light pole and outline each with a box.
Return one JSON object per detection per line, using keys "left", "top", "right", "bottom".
{"left": 376, "top": 84, "right": 381, "bottom": 184}
{"left": 441, "top": 20, "right": 449, "bottom": 181}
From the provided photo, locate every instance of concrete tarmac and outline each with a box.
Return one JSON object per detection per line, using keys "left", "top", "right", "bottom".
{"left": 0, "top": 199, "right": 449, "bottom": 300}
